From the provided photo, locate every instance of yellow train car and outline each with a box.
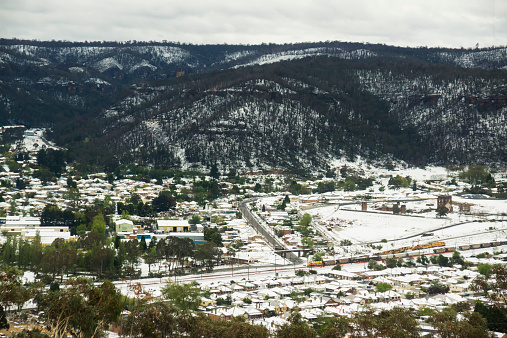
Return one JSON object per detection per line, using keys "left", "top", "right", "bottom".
{"left": 307, "top": 261, "right": 323, "bottom": 268}
{"left": 382, "top": 241, "right": 445, "bottom": 256}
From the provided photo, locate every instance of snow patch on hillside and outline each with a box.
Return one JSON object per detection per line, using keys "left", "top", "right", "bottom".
{"left": 68, "top": 67, "right": 85, "bottom": 73}
{"left": 436, "top": 48, "right": 507, "bottom": 68}
{"left": 223, "top": 50, "right": 257, "bottom": 62}
{"left": 85, "top": 78, "right": 111, "bottom": 85}
{"left": 237, "top": 48, "right": 329, "bottom": 67}
{"left": 0, "top": 51, "right": 13, "bottom": 64}
{"left": 235, "top": 47, "right": 376, "bottom": 68}
{"left": 93, "top": 57, "right": 123, "bottom": 72}
{"left": 130, "top": 60, "right": 158, "bottom": 73}
{"left": 145, "top": 46, "right": 191, "bottom": 64}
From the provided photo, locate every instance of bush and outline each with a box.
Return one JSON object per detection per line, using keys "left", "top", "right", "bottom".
{"left": 478, "top": 263, "right": 492, "bottom": 276}
{"left": 340, "top": 239, "right": 352, "bottom": 246}
{"left": 295, "top": 269, "right": 310, "bottom": 277}
{"left": 375, "top": 282, "right": 392, "bottom": 293}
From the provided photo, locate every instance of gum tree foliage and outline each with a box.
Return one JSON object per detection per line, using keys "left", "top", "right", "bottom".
{"left": 36, "top": 278, "right": 122, "bottom": 338}
{"left": 154, "top": 237, "right": 195, "bottom": 273}
{"left": 301, "top": 237, "right": 314, "bottom": 248}
{"left": 275, "top": 311, "right": 316, "bottom": 338}
{"left": 437, "top": 254, "right": 454, "bottom": 267}
{"left": 375, "top": 282, "right": 393, "bottom": 293}
{"left": 477, "top": 263, "right": 492, "bottom": 276}
{"left": 312, "top": 252, "right": 324, "bottom": 262}
{"left": 313, "top": 314, "right": 349, "bottom": 337}
{"left": 459, "top": 165, "right": 493, "bottom": 186}
{"left": 124, "top": 239, "right": 141, "bottom": 276}
{"left": 189, "top": 214, "right": 201, "bottom": 224}
{"left": 317, "top": 181, "right": 335, "bottom": 193}
{"left": 151, "top": 190, "right": 176, "bottom": 212}
{"left": 474, "top": 301, "right": 507, "bottom": 333}
{"left": 426, "top": 281, "right": 450, "bottom": 295}
{"left": 161, "top": 282, "right": 203, "bottom": 312}
{"left": 39, "top": 238, "right": 77, "bottom": 282}
{"left": 209, "top": 163, "right": 220, "bottom": 180}
{"left": 416, "top": 255, "right": 429, "bottom": 266}
{"left": 350, "top": 307, "right": 420, "bottom": 338}
{"left": 204, "top": 227, "right": 222, "bottom": 246}
{"left": 0, "top": 264, "right": 30, "bottom": 312}
{"left": 143, "top": 247, "right": 158, "bottom": 274}
{"left": 386, "top": 257, "right": 397, "bottom": 268}
{"left": 90, "top": 213, "right": 107, "bottom": 236}
{"left": 183, "top": 313, "right": 269, "bottom": 338}
{"left": 340, "top": 239, "right": 352, "bottom": 246}
{"left": 473, "top": 263, "right": 507, "bottom": 317}
{"left": 121, "top": 296, "right": 178, "bottom": 338}
{"left": 299, "top": 213, "right": 312, "bottom": 226}
{"left": 388, "top": 175, "right": 411, "bottom": 189}
{"left": 36, "top": 149, "right": 68, "bottom": 176}
{"left": 40, "top": 204, "right": 78, "bottom": 228}
{"left": 194, "top": 241, "right": 222, "bottom": 272}
{"left": 430, "top": 307, "right": 491, "bottom": 338}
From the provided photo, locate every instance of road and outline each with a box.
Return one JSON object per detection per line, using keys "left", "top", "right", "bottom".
{"left": 239, "top": 199, "right": 302, "bottom": 264}
{"left": 113, "top": 264, "right": 309, "bottom": 293}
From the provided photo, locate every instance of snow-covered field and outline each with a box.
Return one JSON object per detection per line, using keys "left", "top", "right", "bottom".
{"left": 252, "top": 160, "right": 506, "bottom": 263}
{"left": 309, "top": 203, "right": 506, "bottom": 247}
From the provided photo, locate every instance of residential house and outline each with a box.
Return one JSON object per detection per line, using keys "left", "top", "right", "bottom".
{"left": 115, "top": 219, "right": 134, "bottom": 233}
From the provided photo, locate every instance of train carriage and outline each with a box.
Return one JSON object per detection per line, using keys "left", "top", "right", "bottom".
{"left": 337, "top": 258, "right": 351, "bottom": 264}
{"left": 307, "top": 261, "right": 323, "bottom": 268}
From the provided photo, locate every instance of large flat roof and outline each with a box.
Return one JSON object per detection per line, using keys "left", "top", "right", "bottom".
{"left": 156, "top": 219, "right": 189, "bottom": 227}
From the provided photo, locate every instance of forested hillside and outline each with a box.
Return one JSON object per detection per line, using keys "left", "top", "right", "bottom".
{"left": 1, "top": 39, "right": 506, "bottom": 172}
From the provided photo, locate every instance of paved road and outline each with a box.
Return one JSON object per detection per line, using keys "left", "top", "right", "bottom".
{"left": 239, "top": 199, "right": 302, "bottom": 264}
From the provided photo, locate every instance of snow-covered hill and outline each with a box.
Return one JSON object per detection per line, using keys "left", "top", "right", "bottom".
{"left": 1, "top": 39, "right": 506, "bottom": 172}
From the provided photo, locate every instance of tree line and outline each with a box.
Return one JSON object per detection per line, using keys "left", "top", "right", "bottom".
{"left": 0, "top": 226, "right": 224, "bottom": 283}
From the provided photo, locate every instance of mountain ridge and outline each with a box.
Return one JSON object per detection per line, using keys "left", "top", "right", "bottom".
{"left": 1, "top": 39, "right": 506, "bottom": 173}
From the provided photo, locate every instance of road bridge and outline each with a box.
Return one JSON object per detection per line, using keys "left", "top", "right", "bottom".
{"left": 239, "top": 200, "right": 302, "bottom": 264}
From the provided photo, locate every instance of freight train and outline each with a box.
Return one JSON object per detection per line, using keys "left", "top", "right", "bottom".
{"left": 335, "top": 240, "right": 507, "bottom": 265}
{"left": 456, "top": 240, "right": 505, "bottom": 251}
{"left": 307, "top": 261, "right": 323, "bottom": 268}
{"left": 381, "top": 241, "right": 445, "bottom": 256}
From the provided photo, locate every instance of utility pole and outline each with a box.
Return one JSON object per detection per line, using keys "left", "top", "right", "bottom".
{"left": 274, "top": 250, "right": 277, "bottom": 276}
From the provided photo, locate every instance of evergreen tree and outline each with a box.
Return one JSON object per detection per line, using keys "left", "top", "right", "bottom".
{"left": 90, "top": 213, "right": 107, "bottom": 236}
{"left": 139, "top": 236, "right": 148, "bottom": 251}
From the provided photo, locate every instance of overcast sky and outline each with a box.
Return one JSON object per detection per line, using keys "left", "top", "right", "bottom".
{"left": 1, "top": 0, "right": 505, "bottom": 48}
